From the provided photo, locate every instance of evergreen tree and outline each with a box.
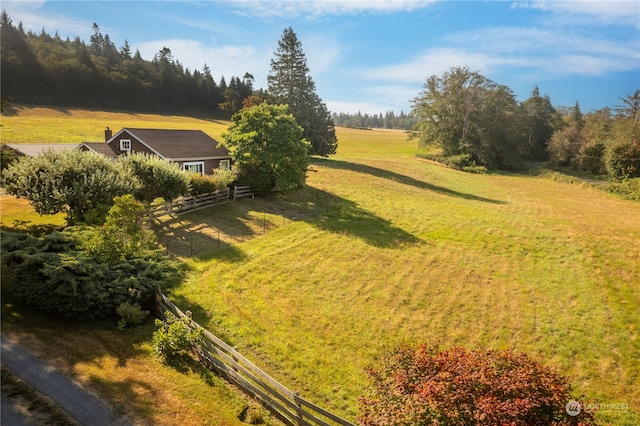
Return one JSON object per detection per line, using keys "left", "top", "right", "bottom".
{"left": 267, "top": 27, "right": 337, "bottom": 156}
{"left": 520, "top": 86, "right": 558, "bottom": 161}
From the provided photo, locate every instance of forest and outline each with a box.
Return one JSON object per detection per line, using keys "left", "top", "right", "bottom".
{"left": 0, "top": 11, "right": 255, "bottom": 114}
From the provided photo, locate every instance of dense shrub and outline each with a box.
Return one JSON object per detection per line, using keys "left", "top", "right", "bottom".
{"left": 605, "top": 139, "right": 640, "bottom": 180}
{"left": 580, "top": 142, "right": 606, "bottom": 175}
{"left": 119, "top": 152, "right": 190, "bottom": 203}
{"left": 1, "top": 229, "right": 183, "bottom": 320}
{"left": 547, "top": 123, "right": 585, "bottom": 167}
{"left": 188, "top": 168, "right": 238, "bottom": 196}
{"left": 1, "top": 149, "right": 139, "bottom": 225}
{"left": 153, "top": 311, "right": 205, "bottom": 362}
{"left": 81, "top": 195, "right": 157, "bottom": 263}
{"left": 604, "top": 178, "right": 640, "bottom": 201}
{"left": 116, "top": 301, "right": 150, "bottom": 330}
{"left": 359, "top": 344, "right": 596, "bottom": 426}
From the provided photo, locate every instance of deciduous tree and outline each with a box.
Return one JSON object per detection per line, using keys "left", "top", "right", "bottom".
{"left": 359, "top": 344, "right": 596, "bottom": 426}
{"left": 411, "top": 66, "right": 527, "bottom": 169}
{"left": 1, "top": 149, "right": 139, "bottom": 224}
{"left": 221, "top": 103, "right": 310, "bottom": 193}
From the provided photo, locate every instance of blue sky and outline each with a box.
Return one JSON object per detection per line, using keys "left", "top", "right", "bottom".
{"left": 3, "top": 1, "right": 639, "bottom": 114}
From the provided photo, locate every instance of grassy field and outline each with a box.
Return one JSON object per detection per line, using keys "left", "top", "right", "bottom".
{"left": 2, "top": 106, "right": 639, "bottom": 425}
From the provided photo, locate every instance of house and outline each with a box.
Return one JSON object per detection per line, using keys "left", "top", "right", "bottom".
{"left": 79, "top": 127, "right": 231, "bottom": 175}
{"left": 1, "top": 143, "right": 79, "bottom": 157}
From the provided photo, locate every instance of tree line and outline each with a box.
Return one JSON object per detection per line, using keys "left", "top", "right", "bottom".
{"left": 1, "top": 15, "right": 337, "bottom": 157}
{"left": 0, "top": 11, "right": 255, "bottom": 113}
{"left": 332, "top": 110, "right": 418, "bottom": 130}
{"left": 411, "top": 66, "right": 639, "bottom": 179}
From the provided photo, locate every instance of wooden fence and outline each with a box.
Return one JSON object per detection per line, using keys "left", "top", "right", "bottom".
{"left": 150, "top": 186, "right": 254, "bottom": 218}
{"left": 156, "top": 292, "right": 355, "bottom": 426}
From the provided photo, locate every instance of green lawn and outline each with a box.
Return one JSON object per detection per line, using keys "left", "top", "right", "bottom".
{"left": 161, "top": 127, "right": 640, "bottom": 424}
{"left": 2, "top": 106, "right": 639, "bottom": 425}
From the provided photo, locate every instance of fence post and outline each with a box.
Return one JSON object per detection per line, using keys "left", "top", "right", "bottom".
{"left": 294, "top": 391, "right": 304, "bottom": 426}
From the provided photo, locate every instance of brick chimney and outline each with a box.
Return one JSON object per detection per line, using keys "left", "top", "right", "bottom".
{"left": 105, "top": 126, "right": 112, "bottom": 142}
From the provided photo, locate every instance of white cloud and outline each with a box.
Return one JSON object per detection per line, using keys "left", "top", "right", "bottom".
{"left": 2, "top": 0, "right": 90, "bottom": 38}
{"left": 511, "top": 0, "right": 640, "bottom": 26}
{"left": 327, "top": 84, "right": 419, "bottom": 114}
{"left": 360, "top": 48, "right": 498, "bottom": 83}
{"left": 361, "top": 24, "right": 640, "bottom": 85}
{"left": 136, "top": 39, "right": 269, "bottom": 83}
{"left": 228, "top": 0, "right": 437, "bottom": 18}
{"left": 301, "top": 34, "right": 343, "bottom": 76}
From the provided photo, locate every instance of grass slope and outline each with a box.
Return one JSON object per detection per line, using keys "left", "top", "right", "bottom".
{"left": 171, "top": 130, "right": 640, "bottom": 424}
{"left": 2, "top": 106, "right": 639, "bottom": 425}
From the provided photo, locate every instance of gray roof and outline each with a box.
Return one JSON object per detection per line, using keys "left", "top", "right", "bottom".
{"left": 2, "top": 143, "right": 79, "bottom": 156}
{"left": 111, "top": 128, "right": 229, "bottom": 160}
{"left": 78, "top": 142, "right": 119, "bottom": 158}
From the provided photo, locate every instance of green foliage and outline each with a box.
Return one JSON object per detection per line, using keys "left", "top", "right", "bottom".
{"left": 80, "top": 194, "right": 157, "bottom": 263}
{"left": 1, "top": 149, "right": 139, "bottom": 225}
{"left": 520, "top": 86, "right": 558, "bottom": 161}
{"left": 359, "top": 344, "right": 596, "bottom": 426}
{"left": 605, "top": 139, "right": 640, "bottom": 180}
{"left": 153, "top": 311, "right": 205, "bottom": 362}
{"left": 119, "top": 152, "right": 189, "bottom": 203}
{"left": 188, "top": 172, "right": 217, "bottom": 195}
{"left": 603, "top": 178, "right": 640, "bottom": 200}
{"left": 581, "top": 142, "right": 606, "bottom": 174}
{"left": 547, "top": 123, "right": 585, "bottom": 167}
{"left": 1, "top": 229, "right": 183, "bottom": 319}
{"left": 267, "top": 27, "right": 337, "bottom": 157}
{"left": 0, "top": 145, "right": 21, "bottom": 172}
{"left": 187, "top": 167, "right": 238, "bottom": 196}
{"left": 0, "top": 12, "right": 251, "bottom": 112}
{"left": 411, "top": 66, "right": 527, "bottom": 170}
{"left": 116, "top": 301, "right": 150, "bottom": 330}
{"left": 222, "top": 103, "right": 310, "bottom": 194}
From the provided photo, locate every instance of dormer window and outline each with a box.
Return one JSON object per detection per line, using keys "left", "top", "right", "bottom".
{"left": 120, "top": 139, "right": 131, "bottom": 151}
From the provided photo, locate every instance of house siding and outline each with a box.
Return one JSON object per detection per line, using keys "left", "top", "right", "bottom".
{"left": 107, "top": 131, "right": 158, "bottom": 156}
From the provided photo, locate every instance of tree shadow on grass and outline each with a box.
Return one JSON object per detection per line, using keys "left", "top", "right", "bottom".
{"left": 302, "top": 187, "right": 422, "bottom": 248}
{"left": 317, "top": 158, "right": 507, "bottom": 204}
{"left": 154, "top": 211, "right": 250, "bottom": 262}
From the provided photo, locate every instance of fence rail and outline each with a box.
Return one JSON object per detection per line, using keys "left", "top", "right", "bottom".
{"left": 150, "top": 186, "right": 253, "bottom": 218}
{"left": 156, "top": 292, "right": 355, "bottom": 426}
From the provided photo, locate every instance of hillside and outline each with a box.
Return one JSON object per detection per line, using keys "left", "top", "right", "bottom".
{"left": 1, "top": 106, "right": 639, "bottom": 425}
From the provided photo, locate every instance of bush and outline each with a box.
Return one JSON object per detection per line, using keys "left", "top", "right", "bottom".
{"left": 580, "top": 143, "right": 606, "bottom": 175}
{"left": 188, "top": 168, "right": 238, "bottom": 196}
{"left": 605, "top": 139, "right": 640, "bottom": 180}
{"left": 188, "top": 172, "right": 218, "bottom": 196}
{"left": 604, "top": 178, "right": 640, "bottom": 201}
{"left": 1, "top": 230, "right": 183, "bottom": 320}
{"left": 116, "top": 301, "right": 150, "bottom": 330}
{"left": 152, "top": 311, "right": 204, "bottom": 362}
{"left": 359, "top": 344, "right": 596, "bottom": 426}
{"left": 119, "top": 152, "right": 190, "bottom": 203}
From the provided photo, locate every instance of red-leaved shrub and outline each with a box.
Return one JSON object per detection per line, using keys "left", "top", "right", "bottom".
{"left": 359, "top": 344, "right": 596, "bottom": 425}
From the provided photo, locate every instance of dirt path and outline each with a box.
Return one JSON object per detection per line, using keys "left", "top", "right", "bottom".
{"left": 1, "top": 335, "right": 131, "bottom": 426}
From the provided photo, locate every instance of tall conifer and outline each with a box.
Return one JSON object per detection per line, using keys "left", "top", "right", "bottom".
{"left": 268, "top": 27, "right": 337, "bottom": 156}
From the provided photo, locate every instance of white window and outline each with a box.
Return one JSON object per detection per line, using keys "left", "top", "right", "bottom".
{"left": 183, "top": 161, "right": 204, "bottom": 175}
{"left": 219, "top": 159, "right": 231, "bottom": 170}
{"left": 120, "top": 139, "right": 131, "bottom": 151}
